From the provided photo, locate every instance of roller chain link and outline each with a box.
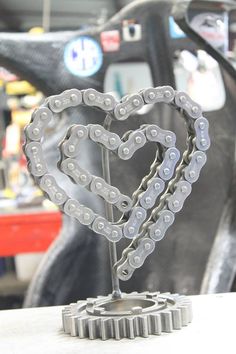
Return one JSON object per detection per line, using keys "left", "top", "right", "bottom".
{"left": 138, "top": 177, "right": 165, "bottom": 210}
{"left": 60, "top": 158, "right": 92, "bottom": 187}
{"left": 92, "top": 216, "right": 123, "bottom": 242}
{"left": 61, "top": 125, "right": 88, "bottom": 158}
{"left": 83, "top": 88, "right": 117, "bottom": 111}
{"left": 118, "top": 130, "right": 146, "bottom": 160}
{"left": 48, "top": 89, "right": 82, "bottom": 113}
{"left": 25, "top": 107, "right": 52, "bottom": 142}
{"left": 89, "top": 124, "right": 121, "bottom": 150}
{"left": 114, "top": 93, "right": 144, "bottom": 120}
{"left": 123, "top": 206, "right": 147, "bottom": 239}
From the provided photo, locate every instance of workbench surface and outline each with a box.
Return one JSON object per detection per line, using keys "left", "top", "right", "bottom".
{"left": 0, "top": 293, "right": 235, "bottom": 354}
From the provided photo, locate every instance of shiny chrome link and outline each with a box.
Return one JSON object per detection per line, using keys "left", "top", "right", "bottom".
{"left": 25, "top": 142, "right": 48, "bottom": 177}
{"left": 167, "top": 181, "right": 192, "bottom": 213}
{"left": 90, "top": 176, "right": 120, "bottom": 204}
{"left": 83, "top": 88, "right": 117, "bottom": 111}
{"left": 194, "top": 117, "right": 210, "bottom": 151}
{"left": 145, "top": 125, "right": 176, "bottom": 148}
{"left": 138, "top": 178, "right": 165, "bottom": 210}
{"left": 48, "top": 89, "right": 82, "bottom": 113}
{"left": 184, "top": 151, "right": 207, "bottom": 183}
{"left": 128, "top": 238, "right": 155, "bottom": 268}
{"left": 141, "top": 86, "right": 175, "bottom": 105}
{"left": 92, "top": 216, "right": 122, "bottom": 242}
{"left": 89, "top": 124, "right": 121, "bottom": 150}
{"left": 40, "top": 174, "right": 68, "bottom": 205}
{"left": 61, "top": 125, "right": 88, "bottom": 158}
{"left": 114, "top": 93, "right": 144, "bottom": 120}
{"left": 149, "top": 210, "right": 175, "bottom": 241}
{"left": 116, "top": 257, "right": 135, "bottom": 281}
{"left": 115, "top": 195, "right": 133, "bottom": 213}
{"left": 175, "top": 92, "right": 202, "bottom": 119}
{"left": 123, "top": 207, "right": 147, "bottom": 239}
{"left": 25, "top": 107, "right": 52, "bottom": 141}
{"left": 118, "top": 130, "right": 146, "bottom": 160}
{"left": 60, "top": 158, "right": 92, "bottom": 187}
{"left": 64, "top": 199, "right": 95, "bottom": 226}
{"left": 158, "top": 147, "right": 180, "bottom": 181}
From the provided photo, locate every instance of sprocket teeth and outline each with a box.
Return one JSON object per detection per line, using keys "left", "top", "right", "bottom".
{"left": 188, "top": 302, "right": 193, "bottom": 322}
{"left": 62, "top": 312, "right": 71, "bottom": 334}
{"left": 161, "top": 311, "right": 173, "bottom": 333}
{"left": 113, "top": 317, "right": 123, "bottom": 340}
{"left": 182, "top": 299, "right": 193, "bottom": 320}
{"left": 88, "top": 318, "right": 99, "bottom": 339}
{"left": 62, "top": 292, "right": 192, "bottom": 340}
{"left": 149, "top": 313, "right": 162, "bottom": 335}
{"left": 78, "top": 317, "right": 88, "bottom": 338}
{"left": 70, "top": 315, "right": 79, "bottom": 336}
{"left": 126, "top": 317, "right": 135, "bottom": 339}
{"left": 138, "top": 315, "right": 149, "bottom": 337}
{"left": 100, "top": 318, "right": 112, "bottom": 340}
{"left": 179, "top": 305, "right": 190, "bottom": 326}
{"left": 170, "top": 308, "right": 182, "bottom": 329}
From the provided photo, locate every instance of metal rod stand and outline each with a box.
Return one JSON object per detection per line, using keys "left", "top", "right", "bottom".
{"left": 102, "top": 114, "right": 122, "bottom": 299}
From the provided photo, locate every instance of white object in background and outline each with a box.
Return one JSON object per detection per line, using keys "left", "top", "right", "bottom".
{"left": 64, "top": 37, "right": 103, "bottom": 77}
{"left": 104, "top": 62, "right": 153, "bottom": 114}
{"left": 5, "top": 123, "right": 20, "bottom": 156}
{"left": 15, "top": 252, "right": 44, "bottom": 282}
{"left": 174, "top": 50, "right": 226, "bottom": 112}
{"left": 122, "top": 21, "right": 142, "bottom": 41}
{"left": 178, "top": 50, "right": 198, "bottom": 72}
{"left": 190, "top": 12, "right": 229, "bottom": 53}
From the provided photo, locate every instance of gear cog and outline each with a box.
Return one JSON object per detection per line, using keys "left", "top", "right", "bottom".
{"left": 62, "top": 292, "right": 192, "bottom": 340}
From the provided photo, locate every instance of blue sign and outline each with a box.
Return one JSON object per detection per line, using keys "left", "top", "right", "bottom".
{"left": 64, "top": 36, "right": 103, "bottom": 77}
{"left": 169, "top": 17, "right": 186, "bottom": 39}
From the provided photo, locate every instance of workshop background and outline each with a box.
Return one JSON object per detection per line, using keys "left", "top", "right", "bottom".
{"left": 1, "top": 0, "right": 126, "bottom": 309}
{"left": 0, "top": 0, "right": 236, "bottom": 310}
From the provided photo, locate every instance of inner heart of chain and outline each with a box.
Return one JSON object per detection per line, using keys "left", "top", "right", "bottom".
{"left": 52, "top": 123, "right": 179, "bottom": 242}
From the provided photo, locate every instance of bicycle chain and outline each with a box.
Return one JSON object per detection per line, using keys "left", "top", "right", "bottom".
{"left": 23, "top": 87, "right": 210, "bottom": 281}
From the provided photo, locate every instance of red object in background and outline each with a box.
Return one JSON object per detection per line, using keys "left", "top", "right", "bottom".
{"left": 0, "top": 211, "right": 62, "bottom": 256}
{"left": 100, "top": 30, "right": 121, "bottom": 52}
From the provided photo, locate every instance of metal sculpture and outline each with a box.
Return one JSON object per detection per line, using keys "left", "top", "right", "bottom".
{"left": 23, "top": 85, "right": 210, "bottom": 339}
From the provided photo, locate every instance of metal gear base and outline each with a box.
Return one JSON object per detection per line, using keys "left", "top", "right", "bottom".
{"left": 62, "top": 292, "right": 192, "bottom": 340}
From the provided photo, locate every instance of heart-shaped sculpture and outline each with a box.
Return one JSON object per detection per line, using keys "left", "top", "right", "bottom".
{"left": 24, "top": 86, "right": 210, "bottom": 281}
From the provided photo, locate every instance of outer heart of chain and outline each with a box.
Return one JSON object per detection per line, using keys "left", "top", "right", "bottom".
{"left": 23, "top": 86, "right": 210, "bottom": 281}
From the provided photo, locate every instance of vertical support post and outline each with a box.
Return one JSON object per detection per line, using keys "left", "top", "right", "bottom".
{"left": 102, "top": 114, "right": 122, "bottom": 299}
